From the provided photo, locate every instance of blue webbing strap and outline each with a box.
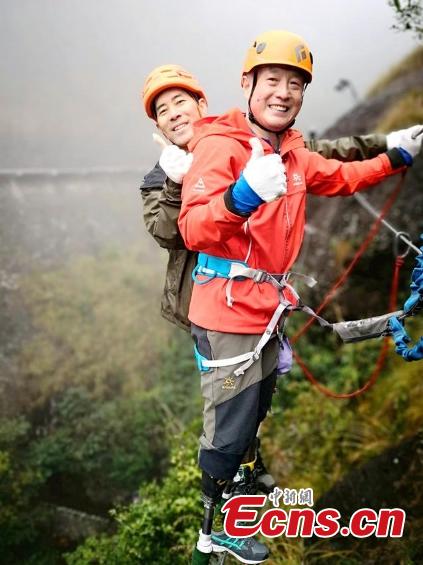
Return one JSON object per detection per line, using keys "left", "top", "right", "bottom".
{"left": 192, "top": 253, "right": 248, "bottom": 284}
{"left": 389, "top": 236, "right": 423, "bottom": 362}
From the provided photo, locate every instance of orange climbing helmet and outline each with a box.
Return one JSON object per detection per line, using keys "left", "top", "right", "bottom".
{"left": 242, "top": 30, "right": 313, "bottom": 83}
{"left": 142, "top": 64, "right": 207, "bottom": 119}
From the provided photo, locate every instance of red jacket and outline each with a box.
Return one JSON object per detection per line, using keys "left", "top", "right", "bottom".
{"left": 179, "top": 108, "right": 402, "bottom": 333}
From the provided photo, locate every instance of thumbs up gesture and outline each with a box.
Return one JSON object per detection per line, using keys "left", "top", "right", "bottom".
{"left": 153, "top": 133, "right": 193, "bottom": 184}
{"left": 243, "top": 138, "right": 287, "bottom": 202}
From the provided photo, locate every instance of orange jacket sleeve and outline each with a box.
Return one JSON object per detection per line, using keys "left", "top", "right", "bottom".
{"left": 303, "top": 150, "right": 404, "bottom": 196}
{"left": 178, "top": 135, "right": 247, "bottom": 250}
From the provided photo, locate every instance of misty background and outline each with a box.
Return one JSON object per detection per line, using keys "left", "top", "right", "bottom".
{"left": 0, "top": 0, "right": 419, "bottom": 170}
{"left": 1, "top": 2, "right": 423, "bottom": 562}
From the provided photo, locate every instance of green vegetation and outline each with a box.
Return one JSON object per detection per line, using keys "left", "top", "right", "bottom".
{"left": 0, "top": 247, "right": 198, "bottom": 564}
{"left": 2, "top": 230, "right": 422, "bottom": 564}
{"left": 15, "top": 248, "right": 168, "bottom": 409}
{"left": 65, "top": 427, "right": 202, "bottom": 565}
{"left": 63, "top": 317, "right": 423, "bottom": 565}
{"left": 2, "top": 240, "right": 421, "bottom": 564}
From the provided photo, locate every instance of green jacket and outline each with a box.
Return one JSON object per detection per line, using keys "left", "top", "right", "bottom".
{"left": 140, "top": 134, "right": 387, "bottom": 331}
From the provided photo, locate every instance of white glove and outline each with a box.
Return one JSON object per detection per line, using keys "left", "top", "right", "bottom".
{"left": 243, "top": 138, "right": 287, "bottom": 202}
{"left": 386, "top": 125, "right": 423, "bottom": 157}
{"left": 153, "top": 133, "right": 193, "bottom": 184}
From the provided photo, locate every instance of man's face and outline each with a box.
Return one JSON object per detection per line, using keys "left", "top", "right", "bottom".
{"left": 243, "top": 65, "right": 305, "bottom": 131}
{"left": 154, "top": 87, "right": 207, "bottom": 147}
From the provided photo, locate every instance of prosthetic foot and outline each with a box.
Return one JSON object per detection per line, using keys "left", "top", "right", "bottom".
{"left": 192, "top": 471, "right": 269, "bottom": 564}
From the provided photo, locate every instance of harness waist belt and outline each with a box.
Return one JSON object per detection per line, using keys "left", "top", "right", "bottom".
{"left": 191, "top": 253, "right": 326, "bottom": 375}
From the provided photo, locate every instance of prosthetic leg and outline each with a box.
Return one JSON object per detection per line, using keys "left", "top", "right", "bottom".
{"left": 192, "top": 471, "right": 228, "bottom": 564}
{"left": 192, "top": 447, "right": 270, "bottom": 565}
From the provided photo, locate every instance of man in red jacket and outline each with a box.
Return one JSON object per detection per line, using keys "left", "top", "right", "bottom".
{"left": 177, "top": 30, "right": 422, "bottom": 563}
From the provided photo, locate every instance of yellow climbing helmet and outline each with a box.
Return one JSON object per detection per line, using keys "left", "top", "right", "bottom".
{"left": 242, "top": 30, "right": 313, "bottom": 83}
{"left": 142, "top": 64, "right": 207, "bottom": 119}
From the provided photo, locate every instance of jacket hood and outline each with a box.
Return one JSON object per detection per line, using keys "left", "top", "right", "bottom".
{"left": 189, "top": 108, "right": 305, "bottom": 154}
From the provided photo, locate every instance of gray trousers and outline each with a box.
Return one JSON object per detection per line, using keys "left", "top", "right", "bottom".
{"left": 191, "top": 324, "right": 279, "bottom": 480}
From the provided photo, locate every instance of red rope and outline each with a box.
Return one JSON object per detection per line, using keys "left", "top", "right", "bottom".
{"left": 390, "top": 256, "right": 405, "bottom": 311}
{"left": 292, "top": 173, "right": 406, "bottom": 344}
{"left": 292, "top": 341, "right": 390, "bottom": 399}
{"left": 293, "top": 257, "right": 404, "bottom": 399}
{"left": 291, "top": 173, "right": 407, "bottom": 399}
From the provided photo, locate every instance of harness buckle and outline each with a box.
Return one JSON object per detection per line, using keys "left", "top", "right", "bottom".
{"left": 253, "top": 270, "right": 268, "bottom": 283}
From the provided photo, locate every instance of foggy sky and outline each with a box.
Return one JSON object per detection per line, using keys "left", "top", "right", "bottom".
{"left": 0, "top": 0, "right": 419, "bottom": 169}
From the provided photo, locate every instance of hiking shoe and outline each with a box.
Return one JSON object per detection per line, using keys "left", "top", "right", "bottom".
{"left": 211, "top": 531, "right": 269, "bottom": 564}
{"left": 254, "top": 446, "right": 276, "bottom": 494}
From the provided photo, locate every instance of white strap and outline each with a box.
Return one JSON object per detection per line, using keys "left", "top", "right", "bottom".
{"left": 201, "top": 351, "right": 254, "bottom": 368}
{"left": 234, "top": 301, "right": 289, "bottom": 376}
{"left": 243, "top": 220, "right": 252, "bottom": 263}
{"left": 201, "top": 301, "right": 290, "bottom": 376}
{"left": 225, "top": 264, "right": 286, "bottom": 307}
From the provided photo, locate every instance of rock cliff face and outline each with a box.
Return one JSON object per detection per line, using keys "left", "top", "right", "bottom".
{"left": 324, "top": 69, "right": 423, "bottom": 138}
{"left": 297, "top": 68, "right": 423, "bottom": 319}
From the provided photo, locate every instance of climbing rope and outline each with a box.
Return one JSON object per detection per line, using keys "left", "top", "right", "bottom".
{"left": 292, "top": 172, "right": 406, "bottom": 343}
{"left": 291, "top": 172, "right": 410, "bottom": 398}
{"left": 292, "top": 255, "right": 404, "bottom": 399}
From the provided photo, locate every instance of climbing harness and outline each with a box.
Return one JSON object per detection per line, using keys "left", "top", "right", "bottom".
{"left": 191, "top": 247, "right": 407, "bottom": 382}
{"left": 192, "top": 252, "right": 332, "bottom": 377}
{"left": 192, "top": 172, "right": 422, "bottom": 401}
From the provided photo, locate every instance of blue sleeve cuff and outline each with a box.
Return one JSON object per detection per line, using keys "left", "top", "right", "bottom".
{"left": 231, "top": 173, "right": 264, "bottom": 214}
{"left": 397, "top": 147, "right": 413, "bottom": 166}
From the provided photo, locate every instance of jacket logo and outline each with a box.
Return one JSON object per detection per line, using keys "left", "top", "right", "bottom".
{"left": 292, "top": 172, "right": 303, "bottom": 186}
{"left": 193, "top": 177, "right": 206, "bottom": 191}
{"left": 222, "top": 375, "right": 236, "bottom": 390}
